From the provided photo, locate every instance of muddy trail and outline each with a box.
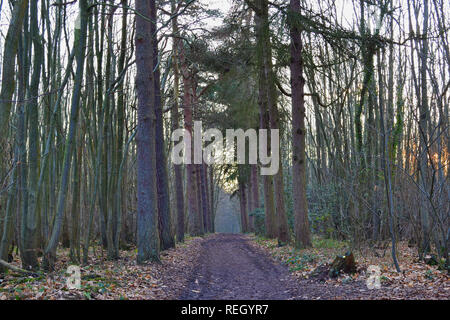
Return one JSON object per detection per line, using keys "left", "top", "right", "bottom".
{"left": 179, "top": 233, "right": 300, "bottom": 300}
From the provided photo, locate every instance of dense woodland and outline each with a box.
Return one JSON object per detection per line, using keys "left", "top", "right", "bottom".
{"left": 0, "top": 0, "right": 448, "bottom": 279}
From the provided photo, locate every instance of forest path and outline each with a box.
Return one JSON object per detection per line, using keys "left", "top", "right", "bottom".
{"left": 179, "top": 233, "right": 300, "bottom": 300}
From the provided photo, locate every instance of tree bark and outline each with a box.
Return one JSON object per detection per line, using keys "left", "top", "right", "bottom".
{"left": 151, "top": 0, "right": 175, "bottom": 251}
{"left": 180, "top": 42, "right": 202, "bottom": 236}
{"left": 289, "top": 0, "right": 311, "bottom": 248}
{"left": 253, "top": 0, "right": 276, "bottom": 239}
{"left": 418, "top": 0, "right": 431, "bottom": 258}
{"left": 43, "top": 0, "right": 89, "bottom": 270}
{"left": 0, "top": 0, "right": 29, "bottom": 136}
{"left": 171, "top": 0, "right": 185, "bottom": 242}
{"left": 135, "top": 0, "right": 160, "bottom": 264}
{"left": 239, "top": 181, "right": 249, "bottom": 233}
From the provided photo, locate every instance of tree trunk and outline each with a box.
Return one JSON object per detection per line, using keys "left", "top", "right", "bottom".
{"left": 239, "top": 181, "right": 249, "bottom": 233}
{"left": 151, "top": 0, "right": 174, "bottom": 251}
{"left": 114, "top": 0, "right": 128, "bottom": 256}
{"left": 171, "top": 0, "right": 185, "bottom": 242}
{"left": 21, "top": 0, "right": 43, "bottom": 270}
{"left": 289, "top": 0, "right": 311, "bottom": 248}
{"left": 43, "top": 0, "right": 88, "bottom": 270}
{"left": 254, "top": 0, "right": 276, "bottom": 239}
{"left": 418, "top": 0, "right": 431, "bottom": 258}
{"left": 0, "top": 0, "right": 29, "bottom": 138}
{"left": 180, "top": 42, "right": 202, "bottom": 236}
{"left": 135, "top": 0, "right": 160, "bottom": 264}
{"left": 250, "top": 164, "right": 259, "bottom": 231}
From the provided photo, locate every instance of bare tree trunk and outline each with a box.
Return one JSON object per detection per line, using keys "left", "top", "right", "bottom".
{"left": 418, "top": 0, "right": 431, "bottom": 258}
{"left": 180, "top": 43, "right": 202, "bottom": 236}
{"left": 171, "top": 0, "right": 185, "bottom": 242}
{"left": 21, "top": 0, "right": 43, "bottom": 270}
{"left": 0, "top": 1, "right": 29, "bottom": 244}
{"left": 43, "top": 0, "right": 88, "bottom": 271}
{"left": 195, "top": 163, "right": 205, "bottom": 235}
{"left": 246, "top": 168, "right": 254, "bottom": 232}
{"left": 151, "top": 0, "right": 174, "bottom": 251}
{"left": 254, "top": 0, "right": 289, "bottom": 243}
{"left": 104, "top": 1, "right": 116, "bottom": 259}
{"left": 70, "top": 135, "right": 82, "bottom": 263}
{"left": 209, "top": 165, "right": 215, "bottom": 233}
{"left": 135, "top": 0, "right": 160, "bottom": 264}
{"left": 114, "top": 0, "right": 128, "bottom": 256}
{"left": 289, "top": 0, "right": 311, "bottom": 248}
{"left": 253, "top": 0, "right": 276, "bottom": 238}
{"left": 379, "top": 69, "right": 401, "bottom": 273}
{"left": 0, "top": 0, "right": 29, "bottom": 138}
{"left": 250, "top": 164, "right": 259, "bottom": 231}
{"left": 239, "top": 181, "right": 249, "bottom": 233}
{"left": 201, "top": 163, "right": 211, "bottom": 233}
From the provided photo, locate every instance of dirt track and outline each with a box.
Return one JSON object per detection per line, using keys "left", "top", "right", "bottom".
{"left": 178, "top": 233, "right": 450, "bottom": 300}
{"left": 179, "top": 233, "right": 300, "bottom": 300}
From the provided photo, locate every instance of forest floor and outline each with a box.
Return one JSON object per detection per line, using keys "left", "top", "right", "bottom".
{"left": 0, "top": 233, "right": 448, "bottom": 300}
{"left": 0, "top": 236, "right": 205, "bottom": 300}
{"left": 252, "top": 234, "right": 449, "bottom": 299}
{"left": 180, "top": 233, "right": 449, "bottom": 300}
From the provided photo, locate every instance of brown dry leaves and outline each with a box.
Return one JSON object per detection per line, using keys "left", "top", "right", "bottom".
{"left": 250, "top": 235, "right": 449, "bottom": 300}
{"left": 1, "top": 234, "right": 448, "bottom": 300}
{"left": 0, "top": 236, "right": 204, "bottom": 300}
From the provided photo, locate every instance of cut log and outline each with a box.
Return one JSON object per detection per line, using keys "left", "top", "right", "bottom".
{"left": 0, "top": 259, "right": 42, "bottom": 277}
{"left": 424, "top": 254, "right": 438, "bottom": 266}
{"left": 328, "top": 251, "right": 357, "bottom": 278}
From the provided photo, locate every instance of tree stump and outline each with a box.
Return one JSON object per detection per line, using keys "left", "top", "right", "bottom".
{"left": 424, "top": 254, "right": 438, "bottom": 266}
{"left": 328, "top": 251, "right": 357, "bottom": 278}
